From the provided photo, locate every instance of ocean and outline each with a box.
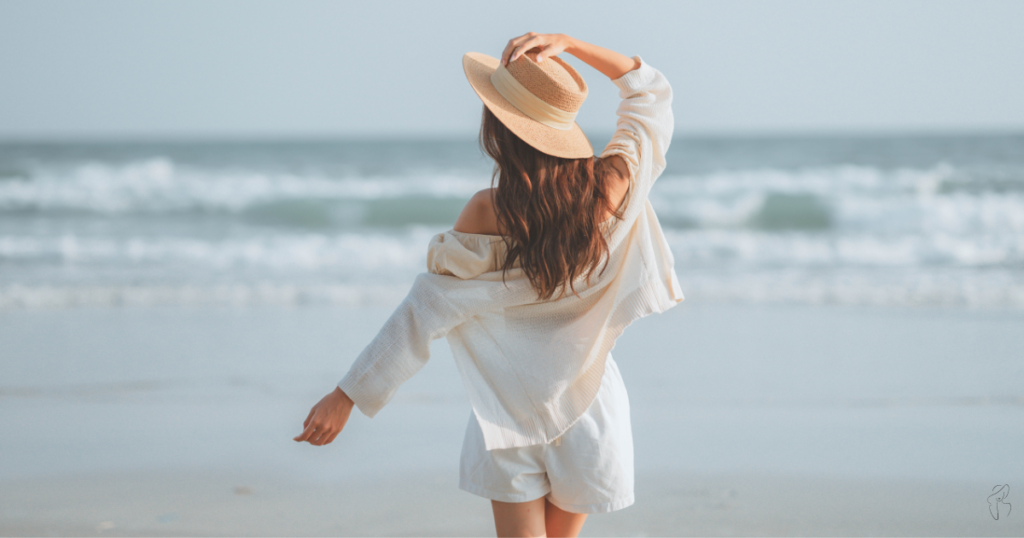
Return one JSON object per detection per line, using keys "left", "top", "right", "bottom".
{"left": 2, "top": 134, "right": 1023, "bottom": 535}
{"left": 3, "top": 133, "right": 1022, "bottom": 309}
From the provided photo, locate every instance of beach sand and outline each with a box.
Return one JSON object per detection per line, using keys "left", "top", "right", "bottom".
{"left": 1, "top": 302, "right": 1022, "bottom": 536}
{"left": 2, "top": 468, "right": 1016, "bottom": 536}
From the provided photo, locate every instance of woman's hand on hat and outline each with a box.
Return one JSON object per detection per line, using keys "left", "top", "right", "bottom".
{"left": 502, "top": 32, "right": 573, "bottom": 66}
{"left": 293, "top": 386, "right": 354, "bottom": 446}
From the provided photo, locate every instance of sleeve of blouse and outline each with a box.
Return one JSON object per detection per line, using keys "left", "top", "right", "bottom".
{"left": 599, "top": 56, "right": 674, "bottom": 205}
{"left": 336, "top": 272, "right": 468, "bottom": 418}
{"left": 336, "top": 229, "right": 506, "bottom": 419}
{"left": 425, "top": 230, "right": 504, "bottom": 279}
{"left": 337, "top": 227, "right": 514, "bottom": 418}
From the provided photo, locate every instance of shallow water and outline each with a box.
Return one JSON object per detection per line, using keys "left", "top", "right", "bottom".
{"left": 2, "top": 303, "right": 1020, "bottom": 484}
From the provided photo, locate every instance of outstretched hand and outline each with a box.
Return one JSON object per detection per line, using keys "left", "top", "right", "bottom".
{"left": 293, "top": 387, "right": 355, "bottom": 446}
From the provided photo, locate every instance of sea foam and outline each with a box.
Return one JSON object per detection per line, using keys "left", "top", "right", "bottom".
{"left": 2, "top": 140, "right": 1022, "bottom": 309}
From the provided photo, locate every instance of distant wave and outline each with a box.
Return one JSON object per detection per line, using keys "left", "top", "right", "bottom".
{"left": 679, "top": 268, "right": 1024, "bottom": 309}
{"left": 2, "top": 229, "right": 1019, "bottom": 270}
{"left": 0, "top": 283, "right": 410, "bottom": 309}
{"left": 0, "top": 158, "right": 486, "bottom": 213}
{"left": 0, "top": 231, "right": 434, "bottom": 272}
{"left": 4, "top": 159, "right": 1024, "bottom": 236}
{"left": 652, "top": 165, "right": 1024, "bottom": 234}
{"left": 2, "top": 155, "right": 1023, "bottom": 309}
{"left": 663, "top": 229, "right": 1023, "bottom": 268}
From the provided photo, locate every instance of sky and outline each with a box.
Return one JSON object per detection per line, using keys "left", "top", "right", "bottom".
{"left": 1, "top": 0, "right": 1022, "bottom": 139}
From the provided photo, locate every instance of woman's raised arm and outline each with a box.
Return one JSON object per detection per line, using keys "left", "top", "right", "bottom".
{"left": 504, "top": 33, "right": 675, "bottom": 200}
{"left": 502, "top": 33, "right": 640, "bottom": 80}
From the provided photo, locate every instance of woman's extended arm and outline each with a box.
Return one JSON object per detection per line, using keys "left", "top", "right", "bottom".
{"left": 294, "top": 271, "right": 469, "bottom": 446}
{"left": 501, "top": 33, "right": 640, "bottom": 80}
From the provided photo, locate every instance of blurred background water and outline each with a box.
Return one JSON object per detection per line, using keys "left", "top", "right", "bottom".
{"left": 3, "top": 133, "right": 1022, "bottom": 310}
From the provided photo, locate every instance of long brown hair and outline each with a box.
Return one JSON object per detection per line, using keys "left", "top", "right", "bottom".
{"left": 479, "top": 105, "right": 626, "bottom": 301}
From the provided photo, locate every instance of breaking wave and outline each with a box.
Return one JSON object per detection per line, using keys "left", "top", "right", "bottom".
{"left": 2, "top": 145, "right": 1023, "bottom": 309}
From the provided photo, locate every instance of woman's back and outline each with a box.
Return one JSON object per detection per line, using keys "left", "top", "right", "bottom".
{"left": 336, "top": 54, "right": 683, "bottom": 452}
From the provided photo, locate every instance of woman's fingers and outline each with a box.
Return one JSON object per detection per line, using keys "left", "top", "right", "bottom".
{"left": 501, "top": 33, "right": 531, "bottom": 66}
{"left": 303, "top": 407, "right": 315, "bottom": 428}
{"left": 295, "top": 418, "right": 342, "bottom": 445}
{"left": 534, "top": 39, "right": 566, "bottom": 63}
{"left": 311, "top": 426, "right": 335, "bottom": 446}
{"left": 510, "top": 36, "right": 546, "bottom": 64}
{"left": 297, "top": 423, "right": 324, "bottom": 444}
{"left": 502, "top": 32, "right": 543, "bottom": 66}
{"left": 293, "top": 421, "right": 316, "bottom": 442}
{"left": 500, "top": 32, "right": 571, "bottom": 65}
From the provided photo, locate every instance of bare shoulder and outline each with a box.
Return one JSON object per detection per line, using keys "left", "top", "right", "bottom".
{"left": 453, "top": 188, "right": 501, "bottom": 235}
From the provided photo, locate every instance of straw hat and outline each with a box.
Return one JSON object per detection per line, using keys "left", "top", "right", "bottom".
{"left": 463, "top": 50, "right": 593, "bottom": 159}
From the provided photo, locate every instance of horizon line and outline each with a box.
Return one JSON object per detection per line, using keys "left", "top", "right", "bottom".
{"left": 1, "top": 126, "right": 1023, "bottom": 145}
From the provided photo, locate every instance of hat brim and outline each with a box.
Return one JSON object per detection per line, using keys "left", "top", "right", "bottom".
{"left": 463, "top": 52, "right": 594, "bottom": 160}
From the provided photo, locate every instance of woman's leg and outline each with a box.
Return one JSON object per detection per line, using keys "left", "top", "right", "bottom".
{"left": 491, "top": 497, "right": 547, "bottom": 537}
{"left": 544, "top": 497, "right": 587, "bottom": 538}
{"left": 490, "top": 497, "right": 588, "bottom": 538}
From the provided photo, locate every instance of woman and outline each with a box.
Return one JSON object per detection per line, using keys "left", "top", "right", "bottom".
{"left": 294, "top": 32, "right": 683, "bottom": 537}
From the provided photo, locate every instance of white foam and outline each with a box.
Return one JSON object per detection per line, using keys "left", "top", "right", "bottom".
{"left": 677, "top": 268, "right": 1024, "bottom": 309}
{"left": 663, "top": 229, "right": 1024, "bottom": 267}
{"left": 649, "top": 165, "right": 1024, "bottom": 236}
{"left": 0, "top": 283, "right": 409, "bottom": 309}
{"left": 653, "top": 164, "right": 954, "bottom": 197}
{"left": 0, "top": 230, "right": 435, "bottom": 272}
{"left": 0, "top": 158, "right": 487, "bottom": 212}
{"left": 4, "top": 267, "right": 1023, "bottom": 309}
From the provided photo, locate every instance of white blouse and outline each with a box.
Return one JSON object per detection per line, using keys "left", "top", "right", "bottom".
{"left": 338, "top": 56, "right": 684, "bottom": 450}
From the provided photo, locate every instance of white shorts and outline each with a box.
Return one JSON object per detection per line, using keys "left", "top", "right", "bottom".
{"left": 458, "top": 354, "right": 635, "bottom": 514}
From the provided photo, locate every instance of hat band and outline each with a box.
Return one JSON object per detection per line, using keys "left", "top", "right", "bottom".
{"left": 490, "top": 65, "right": 578, "bottom": 131}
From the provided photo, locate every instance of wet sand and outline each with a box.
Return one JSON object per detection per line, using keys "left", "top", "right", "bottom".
{"left": 1, "top": 302, "right": 1022, "bottom": 536}
{"left": 2, "top": 468, "right": 1018, "bottom": 536}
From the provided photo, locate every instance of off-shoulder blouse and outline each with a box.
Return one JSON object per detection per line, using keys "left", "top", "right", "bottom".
{"left": 426, "top": 230, "right": 511, "bottom": 280}
{"left": 338, "top": 56, "right": 684, "bottom": 451}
